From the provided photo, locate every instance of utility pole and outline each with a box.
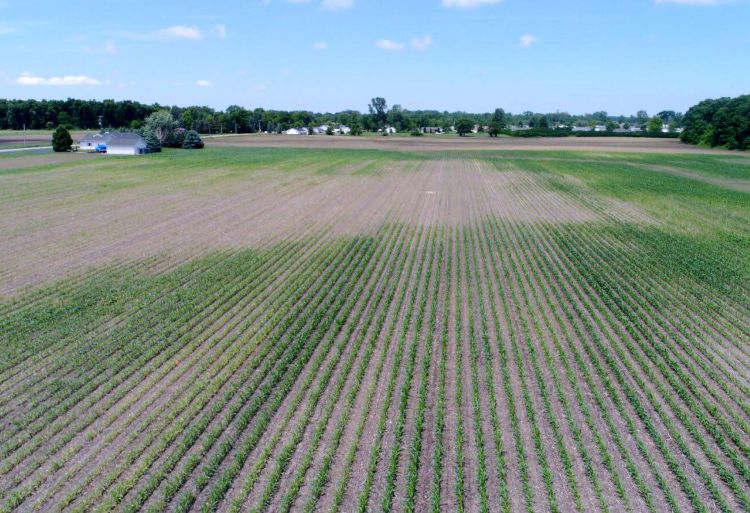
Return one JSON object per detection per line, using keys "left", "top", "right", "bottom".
{"left": 23, "top": 123, "right": 26, "bottom": 148}
{"left": 98, "top": 115, "right": 104, "bottom": 132}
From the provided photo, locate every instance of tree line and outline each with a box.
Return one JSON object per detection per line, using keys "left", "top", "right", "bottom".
{"left": 680, "top": 94, "right": 750, "bottom": 150}
{"left": 0, "top": 97, "right": 681, "bottom": 134}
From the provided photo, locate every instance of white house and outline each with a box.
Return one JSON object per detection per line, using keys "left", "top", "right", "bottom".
{"left": 77, "top": 132, "right": 147, "bottom": 155}
{"left": 594, "top": 125, "right": 607, "bottom": 132}
{"left": 106, "top": 133, "right": 148, "bottom": 155}
{"left": 78, "top": 133, "right": 109, "bottom": 151}
{"left": 336, "top": 125, "right": 351, "bottom": 135}
{"left": 285, "top": 127, "right": 309, "bottom": 135}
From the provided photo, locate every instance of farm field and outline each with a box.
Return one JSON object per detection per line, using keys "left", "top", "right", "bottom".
{"left": 1, "top": 141, "right": 749, "bottom": 513}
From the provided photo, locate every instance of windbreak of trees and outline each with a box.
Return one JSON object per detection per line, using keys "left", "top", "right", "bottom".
{"left": 0, "top": 99, "right": 160, "bottom": 130}
{"left": 681, "top": 95, "right": 750, "bottom": 150}
{"left": 1, "top": 97, "right": 684, "bottom": 136}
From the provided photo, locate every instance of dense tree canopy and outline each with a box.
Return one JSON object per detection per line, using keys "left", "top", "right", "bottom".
{"left": 681, "top": 94, "right": 750, "bottom": 150}
{"left": 1, "top": 97, "right": 685, "bottom": 136}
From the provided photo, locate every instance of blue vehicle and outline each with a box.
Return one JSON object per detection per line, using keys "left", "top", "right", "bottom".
{"left": 95, "top": 144, "right": 107, "bottom": 153}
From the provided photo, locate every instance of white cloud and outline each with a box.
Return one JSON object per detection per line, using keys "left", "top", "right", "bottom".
{"left": 655, "top": 0, "right": 732, "bottom": 4}
{"left": 519, "top": 34, "right": 539, "bottom": 47}
{"left": 411, "top": 35, "right": 433, "bottom": 50}
{"left": 313, "top": 41, "right": 328, "bottom": 50}
{"left": 376, "top": 39, "right": 404, "bottom": 51}
{"left": 213, "top": 24, "right": 226, "bottom": 39}
{"left": 15, "top": 72, "right": 101, "bottom": 86}
{"left": 322, "top": 0, "right": 353, "bottom": 10}
{"left": 442, "top": 0, "right": 503, "bottom": 8}
{"left": 122, "top": 25, "right": 203, "bottom": 41}
{"left": 196, "top": 80, "right": 212, "bottom": 87}
{"left": 157, "top": 25, "right": 202, "bottom": 39}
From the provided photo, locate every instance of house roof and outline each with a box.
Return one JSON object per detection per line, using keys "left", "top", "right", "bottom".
{"left": 78, "top": 132, "right": 145, "bottom": 147}
{"left": 107, "top": 133, "right": 145, "bottom": 146}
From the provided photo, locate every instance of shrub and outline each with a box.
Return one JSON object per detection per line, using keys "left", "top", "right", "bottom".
{"left": 51, "top": 126, "right": 73, "bottom": 152}
{"left": 182, "top": 130, "right": 204, "bottom": 149}
{"left": 144, "top": 131, "right": 162, "bottom": 152}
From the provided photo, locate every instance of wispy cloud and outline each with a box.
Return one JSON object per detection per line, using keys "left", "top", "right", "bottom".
{"left": 313, "top": 41, "right": 328, "bottom": 50}
{"left": 14, "top": 72, "right": 102, "bottom": 86}
{"left": 411, "top": 35, "right": 433, "bottom": 50}
{"left": 322, "top": 0, "right": 353, "bottom": 10}
{"left": 376, "top": 39, "right": 405, "bottom": 51}
{"left": 196, "top": 79, "right": 212, "bottom": 87}
{"left": 213, "top": 24, "right": 226, "bottom": 39}
{"left": 519, "top": 34, "right": 539, "bottom": 47}
{"left": 442, "top": 0, "right": 503, "bottom": 8}
{"left": 121, "top": 25, "right": 203, "bottom": 41}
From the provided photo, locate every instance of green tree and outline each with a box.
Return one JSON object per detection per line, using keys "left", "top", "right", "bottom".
{"left": 455, "top": 118, "right": 474, "bottom": 136}
{"left": 606, "top": 120, "right": 617, "bottom": 132}
{"left": 144, "top": 131, "right": 162, "bottom": 152}
{"left": 51, "top": 126, "right": 73, "bottom": 152}
{"left": 326, "top": 125, "right": 334, "bottom": 136}
{"left": 182, "top": 129, "right": 204, "bottom": 149}
{"left": 647, "top": 116, "right": 663, "bottom": 133}
{"left": 368, "top": 97, "right": 388, "bottom": 129}
{"left": 491, "top": 108, "right": 506, "bottom": 129}
{"left": 144, "top": 110, "right": 178, "bottom": 146}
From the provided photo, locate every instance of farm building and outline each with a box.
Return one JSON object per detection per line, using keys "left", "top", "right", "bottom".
{"left": 106, "top": 133, "right": 148, "bottom": 155}
{"left": 77, "top": 132, "right": 148, "bottom": 155}
{"left": 78, "top": 133, "right": 109, "bottom": 151}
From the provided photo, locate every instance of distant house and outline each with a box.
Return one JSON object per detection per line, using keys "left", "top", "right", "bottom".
{"left": 312, "top": 125, "right": 329, "bottom": 135}
{"left": 421, "top": 127, "right": 442, "bottom": 134}
{"left": 594, "top": 125, "right": 607, "bottom": 132}
{"left": 336, "top": 125, "right": 351, "bottom": 135}
{"left": 286, "top": 127, "right": 309, "bottom": 135}
{"left": 77, "top": 132, "right": 147, "bottom": 155}
{"left": 384, "top": 126, "right": 397, "bottom": 134}
{"left": 571, "top": 126, "right": 592, "bottom": 132}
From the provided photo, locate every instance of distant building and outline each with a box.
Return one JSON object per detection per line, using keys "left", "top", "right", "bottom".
{"left": 571, "top": 126, "right": 592, "bottom": 132}
{"left": 77, "top": 132, "right": 147, "bottom": 155}
{"left": 421, "top": 127, "right": 442, "bottom": 134}
{"left": 286, "top": 127, "right": 309, "bottom": 135}
{"left": 336, "top": 125, "right": 351, "bottom": 135}
{"left": 594, "top": 125, "right": 607, "bottom": 132}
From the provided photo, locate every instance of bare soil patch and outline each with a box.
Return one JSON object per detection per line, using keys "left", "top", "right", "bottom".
{"left": 206, "top": 133, "right": 735, "bottom": 154}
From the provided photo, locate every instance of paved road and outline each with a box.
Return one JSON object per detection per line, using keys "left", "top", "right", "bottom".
{"left": 0, "top": 146, "right": 52, "bottom": 153}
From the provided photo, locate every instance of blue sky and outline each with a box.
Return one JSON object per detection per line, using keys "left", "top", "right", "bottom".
{"left": 1, "top": 0, "right": 748, "bottom": 115}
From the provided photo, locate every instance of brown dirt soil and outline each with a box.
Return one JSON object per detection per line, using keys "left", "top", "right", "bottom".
{"left": 205, "top": 133, "right": 737, "bottom": 154}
